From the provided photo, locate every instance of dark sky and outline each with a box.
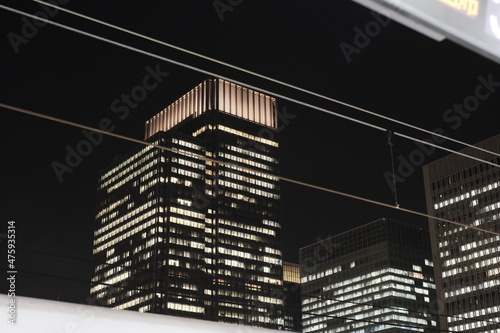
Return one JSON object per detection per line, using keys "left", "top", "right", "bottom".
{"left": 1, "top": 0, "right": 500, "bottom": 304}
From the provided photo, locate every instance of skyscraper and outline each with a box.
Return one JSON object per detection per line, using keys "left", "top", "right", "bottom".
{"left": 300, "top": 218, "right": 438, "bottom": 333}
{"left": 423, "top": 134, "right": 500, "bottom": 332}
{"left": 283, "top": 261, "right": 302, "bottom": 332}
{"left": 90, "top": 79, "right": 284, "bottom": 329}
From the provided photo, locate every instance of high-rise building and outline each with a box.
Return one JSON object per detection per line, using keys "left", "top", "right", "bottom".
{"left": 299, "top": 218, "right": 438, "bottom": 333}
{"left": 283, "top": 261, "right": 302, "bottom": 332}
{"left": 90, "top": 79, "right": 284, "bottom": 329}
{"left": 423, "top": 134, "right": 500, "bottom": 332}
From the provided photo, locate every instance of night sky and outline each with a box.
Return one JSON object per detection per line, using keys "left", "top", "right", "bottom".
{"left": 1, "top": 1, "right": 500, "bottom": 304}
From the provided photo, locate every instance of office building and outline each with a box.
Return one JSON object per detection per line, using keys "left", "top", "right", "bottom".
{"left": 90, "top": 79, "right": 284, "bottom": 329}
{"left": 283, "top": 261, "right": 301, "bottom": 332}
{"left": 423, "top": 134, "right": 500, "bottom": 332}
{"left": 300, "top": 218, "right": 437, "bottom": 333}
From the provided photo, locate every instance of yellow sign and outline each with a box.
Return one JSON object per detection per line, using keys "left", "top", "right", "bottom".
{"left": 439, "top": 0, "right": 479, "bottom": 16}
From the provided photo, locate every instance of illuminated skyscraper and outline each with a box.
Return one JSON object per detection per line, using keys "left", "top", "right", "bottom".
{"left": 300, "top": 218, "right": 438, "bottom": 333}
{"left": 90, "top": 79, "right": 284, "bottom": 329}
{"left": 283, "top": 261, "right": 302, "bottom": 332}
{"left": 423, "top": 134, "right": 500, "bottom": 332}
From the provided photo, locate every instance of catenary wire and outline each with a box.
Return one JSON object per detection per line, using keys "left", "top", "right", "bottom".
{"left": 2, "top": 4, "right": 500, "bottom": 172}
{"left": 31, "top": 0, "right": 500, "bottom": 160}
{"left": 2, "top": 101, "right": 500, "bottom": 239}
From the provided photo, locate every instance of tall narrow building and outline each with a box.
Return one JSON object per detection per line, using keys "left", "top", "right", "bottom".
{"left": 423, "top": 134, "right": 500, "bottom": 332}
{"left": 300, "top": 218, "right": 438, "bottom": 333}
{"left": 90, "top": 79, "right": 284, "bottom": 329}
{"left": 283, "top": 261, "right": 302, "bottom": 332}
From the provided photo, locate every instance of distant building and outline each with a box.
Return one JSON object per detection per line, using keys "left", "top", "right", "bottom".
{"left": 423, "top": 134, "right": 500, "bottom": 332}
{"left": 283, "top": 261, "right": 301, "bottom": 332}
{"left": 300, "top": 218, "right": 438, "bottom": 333}
{"left": 90, "top": 79, "right": 284, "bottom": 329}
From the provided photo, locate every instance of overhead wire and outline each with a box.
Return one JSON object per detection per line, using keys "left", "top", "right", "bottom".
{"left": 2, "top": 4, "right": 500, "bottom": 172}
{"left": 2, "top": 101, "right": 500, "bottom": 239}
{"left": 31, "top": 0, "right": 500, "bottom": 160}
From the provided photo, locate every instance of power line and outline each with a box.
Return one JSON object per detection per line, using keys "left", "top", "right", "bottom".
{"left": 2, "top": 101, "right": 500, "bottom": 239}
{"left": 2, "top": 4, "right": 500, "bottom": 173}
{"left": 31, "top": 0, "right": 500, "bottom": 160}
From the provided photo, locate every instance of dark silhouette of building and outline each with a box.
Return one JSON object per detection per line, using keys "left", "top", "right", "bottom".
{"left": 300, "top": 218, "right": 437, "bottom": 333}
{"left": 423, "top": 134, "right": 500, "bottom": 332}
{"left": 90, "top": 79, "right": 284, "bottom": 329}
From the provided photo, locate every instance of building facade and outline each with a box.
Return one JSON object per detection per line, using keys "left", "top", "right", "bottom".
{"left": 283, "top": 261, "right": 302, "bottom": 332}
{"left": 299, "top": 218, "right": 437, "bottom": 333}
{"left": 423, "top": 134, "right": 500, "bottom": 332}
{"left": 90, "top": 79, "right": 284, "bottom": 329}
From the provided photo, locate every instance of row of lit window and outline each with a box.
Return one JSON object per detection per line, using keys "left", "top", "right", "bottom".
{"left": 447, "top": 305, "right": 500, "bottom": 323}
{"left": 172, "top": 157, "right": 204, "bottom": 170}
{"left": 443, "top": 247, "right": 500, "bottom": 271}
{"left": 479, "top": 200, "right": 500, "bottom": 214}
{"left": 219, "top": 227, "right": 264, "bottom": 242}
{"left": 170, "top": 176, "right": 193, "bottom": 186}
{"left": 218, "top": 246, "right": 281, "bottom": 265}
{"left": 219, "top": 152, "right": 272, "bottom": 171}
{"left": 449, "top": 317, "right": 500, "bottom": 332}
{"left": 225, "top": 144, "right": 277, "bottom": 163}
{"left": 433, "top": 181, "right": 500, "bottom": 210}
{"left": 172, "top": 138, "right": 203, "bottom": 151}
{"left": 444, "top": 278, "right": 500, "bottom": 298}
{"left": 139, "top": 178, "right": 160, "bottom": 194}
{"left": 99, "top": 145, "right": 154, "bottom": 183}
{"left": 93, "top": 218, "right": 156, "bottom": 253}
{"left": 220, "top": 170, "right": 276, "bottom": 190}
{"left": 224, "top": 163, "right": 279, "bottom": 181}
{"left": 219, "top": 237, "right": 258, "bottom": 250}
{"left": 171, "top": 167, "right": 203, "bottom": 179}
{"left": 95, "top": 209, "right": 156, "bottom": 245}
{"left": 303, "top": 316, "right": 427, "bottom": 333}
{"left": 309, "top": 269, "right": 416, "bottom": 291}
{"left": 170, "top": 206, "right": 205, "bottom": 220}
{"left": 219, "top": 219, "right": 276, "bottom": 236}
{"left": 170, "top": 216, "right": 204, "bottom": 229}
{"left": 97, "top": 199, "right": 157, "bottom": 232}
{"left": 219, "top": 179, "right": 279, "bottom": 199}
{"left": 167, "top": 302, "right": 204, "bottom": 313}
{"left": 263, "top": 219, "right": 280, "bottom": 229}
{"left": 96, "top": 195, "right": 130, "bottom": 219}
{"left": 302, "top": 265, "right": 342, "bottom": 283}
{"left": 169, "top": 237, "right": 204, "bottom": 250}
{"left": 218, "top": 125, "right": 278, "bottom": 148}
{"left": 95, "top": 203, "right": 156, "bottom": 240}
{"left": 223, "top": 191, "right": 256, "bottom": 204}
{"left": 103, "top": 158, "right": 157, "bottom": 193}
{"left": 332, "top": 282, "right": 413, "bottom": 301}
